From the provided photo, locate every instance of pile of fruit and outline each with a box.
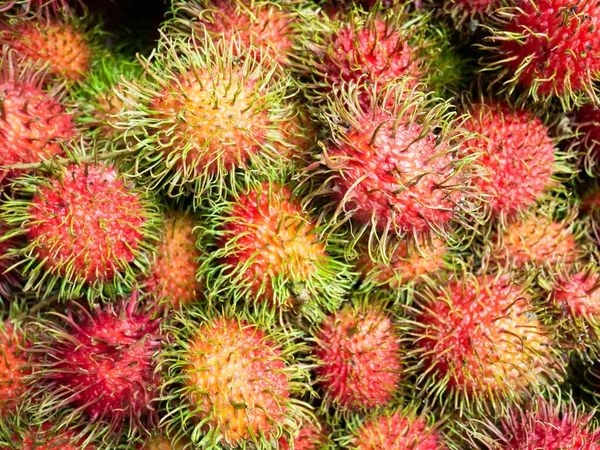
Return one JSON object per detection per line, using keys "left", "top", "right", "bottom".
{"left": 2, "top": 0, "right": 600, "bottom": 448}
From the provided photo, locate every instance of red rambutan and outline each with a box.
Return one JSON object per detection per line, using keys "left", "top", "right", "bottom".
{"left": 278, "top": 417, "right": 330, "bottom": 450}
{"left": 311, "top": 297, "right": 402, "bottom": 413}
{"left": 483, "top": 0, "right": 600, "bottom": 108}
{"left": 0, "top": 319, "right": 29, "bottom": 417}
{"left": 0, "top": 158, "right": 162, "bottom": 300}
{"left": 30, "top": 293, "right": 162, "bottom": 442}
{"left": 460, "top": 101, "right": 558, "bottom": 217}
{"left": 406, "top": 271, "right": 564, "bottom": 414}
{"left": 162, "top": 309, "right": 311, "bottom": 448}
{"left": 0, "top": 47, "right": 75, "bottom": 172}
{"left": 0, "top": 421, "right": 95, "bottom": 450}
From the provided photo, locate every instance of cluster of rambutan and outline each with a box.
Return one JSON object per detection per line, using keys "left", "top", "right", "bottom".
{"left": 2, "top": 0, "right": 600, "bottom": 448}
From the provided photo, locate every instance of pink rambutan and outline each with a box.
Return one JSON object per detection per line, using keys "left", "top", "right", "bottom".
{"left": 162, "top": 310, "right": 311, "bottom": 448}
{"left": 278, "top": 417, "right": 330, "bottom": 450}
{"left": 30, "top": 293, "right": 162, "bottom": 441}
{"left": 0, "top": 159, "right": 162, "bottom": 300}
{"left": 407, "top": 272, "right": 564, "bottom": 414}
{"left": 465, "top": 398, "right": 600, "bottom": 450}
{"left": 0, "top": 47, "right": 75, "bottom": 171}
{"left": 343, "top": 408, "right": 447, "bottom": 450}
{"left": 311, "top": 297, "right": 402, "bottom": 413}
{"left": 309, "top": 80, "right": 478, "bottom": 244}
{"left": 460, "top": 101, "right": 558, "bottom": 217}
{"left": 484, "top": 0, "right": 600, "bottom": 108}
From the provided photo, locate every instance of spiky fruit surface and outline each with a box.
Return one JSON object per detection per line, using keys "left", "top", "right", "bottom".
{"left": 317, "top": 81, "right": 474, "bottom": 237}
{"left": 202, "top": 179, "right": 351, "bottom": 320}
{"left": 171, "top": 0, "right": 299, "bottom": 68}
{"left": 31, "top": 296, "right": 161, "bottom": 439}
{"left": 575, "top": 103, "right": 600, "bottom": 173}
{"left": 356, "top": 235, "right": 447, "bottom": 288}
{"left": 278, "top": 418, "right": 329, "bottom": 450}
{"left": 410, "top": 273, "right": 562, "bottom": 412}
{"left": 1, "top": 422, "right": 95, "bottom": 450}
{"left": 312, "top": 302, "right": 401, "bottom": 412}
{"left": 348, "top": 410, "right": 445, "bottom": 450}
{"left": 135, "top": 434, "right": 190, "bottom": 450}
{"left": 471, "top": 399, "right": 600, "bottom": 450}
{"left": 492, "top": 213, "right": 580, "bottom": 269}
{"left": 144, "top": 209, "right": 202, "bottom": 308}
{"left": 0, "top": 48, "right": 75, "bottom": 169}
{"left": 164, "top": 313, "right": 310, "bottom": 448}
{"left": 444, "top": 0, "right": 500, "bottom": 26}
{"left": 2, "top": 161, "right": 161, "bottom": 299}
{"left": 118, "top": 34, "right": 295, "bottom": 201}
{"left": 0, "top": 15, "right": 94, "bottom": 82}
{"left": 486, "top": 0, "right": 600, "bottom": 107}
{"left": 553, "top": 271, "right": 600, "bottom": 317}
{"left": 460, "top": 102, "right": 556, "bottom": 217}
{"left": 0, "top": 321, "right": 28, "bottom": 416}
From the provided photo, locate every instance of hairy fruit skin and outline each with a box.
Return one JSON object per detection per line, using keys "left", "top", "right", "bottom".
{"left": 313, "top": 305, "right": 401, "bottom": 412}
{"left": 0, "top": 321, "right": 28, "bottom": 417}
{"left": 411, "top": 274, "right": 561, "bottom": 411}
{"left": 32, "top": 296, "right": 161, "bottom": 437}
{"left": 0, "top": 17, "right": 93, "bottom": 82}
{"left": 1, "top": 422, "right": 95, "bottom": 450}
{"left": 460, "top": 103, "right": 556, "bottom": 216}
{"left": 350, "top": 411, "right": 446, "bottom": 450}
{"left": 180, "top": 317, "right": 298, "bottom": 446}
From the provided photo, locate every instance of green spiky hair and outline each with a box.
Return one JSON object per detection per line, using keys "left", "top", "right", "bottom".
{"left": 402, "top": 265, "right": 566, "bottom": 417}
{"left": 68, "top": 54, "right": 143, "bottom": 143}
{"left": 0, "top": 140, "right": 163, "bottom": 302}
{"left": 196, "top": 171, "right": 355, "bottom": 324}
{"left": 111, "top": 30, "right": 300, "bottom": 205}
{"left": 299, "top": 78, "right": 485, "bottom": 261}
{"left": 160, "top": 304, "right": 313, "bottom": 449}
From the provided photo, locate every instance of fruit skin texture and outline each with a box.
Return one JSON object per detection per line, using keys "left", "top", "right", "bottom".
{"left": 0, "top": 47, "right": 75, "bottom": 170}
{"left": 170, "top": 315, "right": 308, "bottom": 448}
{"left": 278, "top": 418, "right": 328, "bottom": 450}
{"left": 553, "top": 271, "right": 600, "bottom": 318}
{"left": 488, "top": 0, "right": 600, "bottom": 107}
{"left": 460, "top": 102, "right": 556, "bottom": 217}
{"left": 320, "top": 82, "right": 468, "bottom": 237}
{"left": 171, "top": 0, "right": 298, "bottom": 68}
{"left": 2, "top": 161, "right": 161, "bottom": 300}
{"left": 31, "top": 295, "right": 161, "bottom": 437}
{"left": 0, "top": 15, "right": 93, "bottom": 82}
{"left": 144, "top": 209, "right": 202, "bottom": 308}
{"left": 492, "top": 213, "right": 580, "bottom": 269}
{"left": 0, "top": 321, "right": 29, "bottom": 417}
{"left": 574, "top": 103, "right": 600, "bottom": 174}
{"left": 411, "top": 273, "right": 561, "bottom": 412}
{"left": 350, "top": 411, "right": 445, "bottom": 450}
{"left": 312, "top": 303, "right": 402, "bottom": 412}
{"left": 1, "top": 422, "right": 95, "bottom": 450}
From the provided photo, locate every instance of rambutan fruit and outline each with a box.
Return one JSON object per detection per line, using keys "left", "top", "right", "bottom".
{"left": 115, "top": 32, "right": 300, "bottom": 203}
{"left": 198, "top": 177, "right": 353, "bottom": 321}
{"left": 143, "top": 207, "right": 203, "bottom": 309}
{"left": 443, "top": 0, "right": 500, "bottom": 30}
{"left": 310, "top": 295, "right": 402, "bottom": 414}
{"left": 168, "top": 0, "right": 303, "bottom": 70}
{"left": 0, "top": 10, "right": 106, "bottom": 83}
{"left": 482, "top": 0, "right": 600, "bottom": 109}
{"left": 573, "top": 103, "right": 600, "bottom": 175}
{"left": 0, "top": 47, "right": 76, "bottom": 172}
{"left": 354, "top": 234, "right": 448, "bottom": 289}
{"left": 0, "top": 157, "right": 162, "bottom": 301}
{"left": 462, "top": 397, "right": 600, "bottom": 450}
{"left": 29, "top": 292, "right": 162, "bottom": 443}
{"left": 459, "top": 101, "right": 562, "bottom": 218}
{"left": 339, "top": 406, "right": 447, "bottom": 450}
{"left": 131, "top": 431, "right": 191, "bottom": 450}
{"left": 0, "top": 316, "right": 29, "bottom": 417}
{"left": 489, "top": 207, "right": 583, "bottom": 271}
{"left": 278, "top": 416, "right": 331, "bottom": 450}
{"left": 304, "top": 79, "right": 481, "bottom": 251}
{"left": 161, "top": 308, "right": 311, "bottom": 449}
{"left": 405, "top": 270, "right": 564, "bottom": 415}
{"left": 299, "top": 6, "right": 427, "bottom": 106}
{"left": 0, "top": 420, "right": 96, "bottom": 449}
